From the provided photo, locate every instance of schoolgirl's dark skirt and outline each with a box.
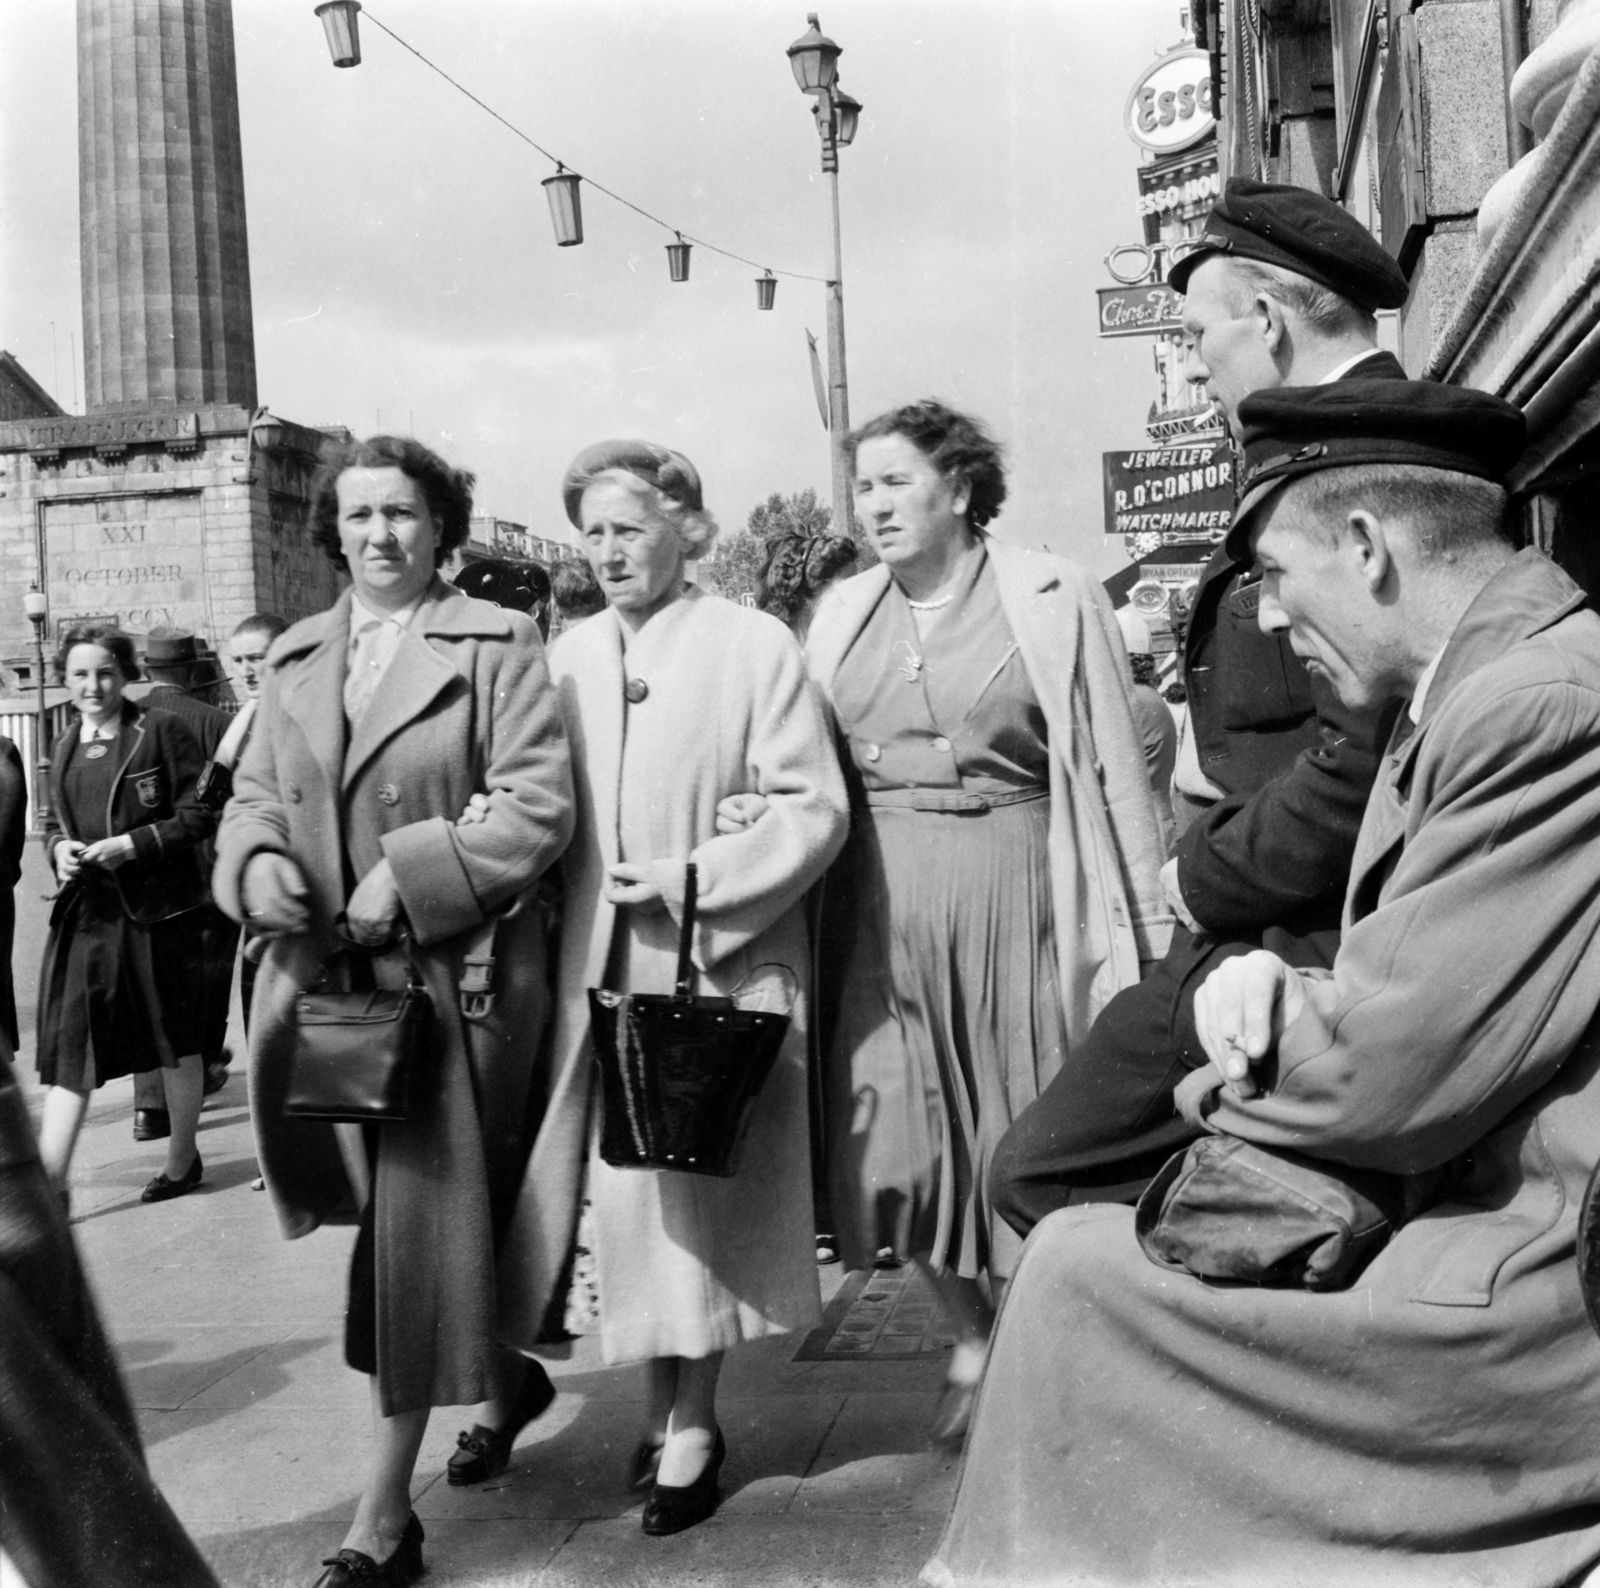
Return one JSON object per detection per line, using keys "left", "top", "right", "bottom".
{"left": 35, "top": 873, "right": 208, "bottom": 1089}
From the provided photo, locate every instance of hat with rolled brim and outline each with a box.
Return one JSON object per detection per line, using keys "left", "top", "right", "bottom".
{"left": 561, "top": 439, "right": 703, "bottom": 528}
{"left": 1168, "top": 178, "right": 1410, "bottom": 314}
{"left": 1222, "top": 379, "right": 1527, "bottom": 559}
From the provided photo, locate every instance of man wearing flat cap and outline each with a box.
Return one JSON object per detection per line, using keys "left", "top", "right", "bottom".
{"left": 990, "top": 179, "right": 1410, "bottom": 1234}
{"left": 929, "top": 378, "right": 1600, "bottom": 1586}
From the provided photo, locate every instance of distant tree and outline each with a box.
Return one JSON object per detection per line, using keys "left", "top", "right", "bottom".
{"left": 702, "top": 488, "right": 874, "bottom": 604}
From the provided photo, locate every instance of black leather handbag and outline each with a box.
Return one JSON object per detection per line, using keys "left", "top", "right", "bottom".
{"left": 588, "top": 862, "right": 790, "bottom": 1179}
{"left": 283, "top": 948, "right": 431, "bottom": 1123}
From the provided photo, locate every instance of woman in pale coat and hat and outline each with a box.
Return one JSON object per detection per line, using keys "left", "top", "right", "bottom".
{"left": 214, "top": 435, "right": 573, "bottom": 1588}
{"left": 497, "top": 439, "right": 849, "bottom": 1537}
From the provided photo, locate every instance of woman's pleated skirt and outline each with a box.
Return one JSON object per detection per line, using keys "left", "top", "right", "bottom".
{"left": 824, "top": 795, "right": 1068, "bottom": 1281}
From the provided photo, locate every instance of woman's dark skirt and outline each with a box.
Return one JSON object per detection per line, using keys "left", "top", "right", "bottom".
{"left": 35, "top": 877, "right": 208, "bottom": 1089}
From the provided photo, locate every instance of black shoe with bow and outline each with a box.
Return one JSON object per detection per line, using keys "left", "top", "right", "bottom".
{"left": 312, "top": 1512, "right": 423, "bottom": 1587}
{"left": 641, "top": 1429, "right": 726, "bottom": 1536}
{"left": 446, "top": 1359, "right": 556, "bottom": 1486}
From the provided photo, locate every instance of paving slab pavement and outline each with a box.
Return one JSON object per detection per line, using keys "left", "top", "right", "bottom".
{"left": 12, "top": 843, "right": 959, "bottom": 1587}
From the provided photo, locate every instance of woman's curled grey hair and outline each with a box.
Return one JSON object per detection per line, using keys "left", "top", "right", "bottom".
{"left": 561, "top": 439, "right": 720, "bottom": 556}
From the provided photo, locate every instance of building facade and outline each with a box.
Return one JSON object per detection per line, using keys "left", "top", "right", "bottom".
{"left": 1201, "top": 0, "right": 1599, "bottom": 585}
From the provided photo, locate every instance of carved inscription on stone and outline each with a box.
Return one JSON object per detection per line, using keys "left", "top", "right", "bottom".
{"left": 44, "top": 493, "right": 208, "bottom": 636}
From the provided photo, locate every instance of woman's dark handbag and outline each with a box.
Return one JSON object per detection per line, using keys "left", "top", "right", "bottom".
{"left": 1134, "top": 1135, "right": 1436, "bottom": 1292}
{"left": 283, "top": 948, "right": 431, "bottom": 1123}
{"left": 588, "top": 862, "right": 790, "bottom": 1178}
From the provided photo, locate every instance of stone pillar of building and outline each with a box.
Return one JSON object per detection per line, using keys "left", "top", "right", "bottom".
{"left": 78, "top": 0, "right": 256, "bottom": 413}
{"left": 1395, "top": 0, "right": 1511, "bottom": 372}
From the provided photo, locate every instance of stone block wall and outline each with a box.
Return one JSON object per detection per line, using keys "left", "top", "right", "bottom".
{"left": 0, "top": 406, "right": 340, "bottom": 665}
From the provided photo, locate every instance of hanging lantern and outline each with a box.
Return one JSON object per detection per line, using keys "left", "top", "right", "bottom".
{"left": 666, "top": 235, "right": 692, "bottom": 282}
{"left": 314, "top": 1, "right": 362, "bottom": 68}
{"left": 542, "top": 165, "right": 584, "bottom": 246}
{"left": 786, "top": 14, "right": 841, "bottom": 95}
{"left": 832, "top": 88, "right": 862, "bottom": 147}
{"left": 755, "top": 272, "right": 778, "bottom": 311}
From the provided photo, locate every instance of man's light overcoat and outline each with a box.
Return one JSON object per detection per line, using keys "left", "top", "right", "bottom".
{"left": 930, "top": 550, "right": 1600, "bottom": 1588}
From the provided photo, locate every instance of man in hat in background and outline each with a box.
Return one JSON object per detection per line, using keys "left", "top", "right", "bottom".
{"left": 130, "top": 629, "right": 235, "bottom": 1139}
{"left": 989, "top": 179, "right": 1411, "bottom": 1237}
{"left": 930, "top": 377, "right": 1600, "bottom": 1587}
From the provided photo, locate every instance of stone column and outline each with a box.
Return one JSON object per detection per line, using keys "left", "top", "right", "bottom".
{"left": 77, "top": 0, "right": 257, "bottom": 413}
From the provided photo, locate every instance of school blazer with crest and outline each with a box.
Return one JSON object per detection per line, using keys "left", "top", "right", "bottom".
{"left": 45, "top": 702, "right": 212, "bottom": 925}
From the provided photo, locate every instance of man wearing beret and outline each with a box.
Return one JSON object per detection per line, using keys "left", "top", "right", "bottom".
{"left": 928, "top": 379, "right": 1600, "bottom": 1587}
{"left": 989, "top": 179, "right": 1409, "bottom": 1235}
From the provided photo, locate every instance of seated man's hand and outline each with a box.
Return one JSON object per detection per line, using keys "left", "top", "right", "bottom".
{"left": 1191, "top": 949, "right": 1308, "bottom": 1100}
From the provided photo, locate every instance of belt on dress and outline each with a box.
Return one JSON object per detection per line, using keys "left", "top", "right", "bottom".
{"left": 861, "top": 785, "right": 1049, "bottom": 813}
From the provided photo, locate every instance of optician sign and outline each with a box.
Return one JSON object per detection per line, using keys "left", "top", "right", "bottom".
{"left": 1097, "top": 283, "right": 1185, "bottom": 339}
{"left": 1103, "top": 440, "right": 1234, "bottom": 538}
{"left": 1124, "top": 47, "right": 1216, "bottom": 154}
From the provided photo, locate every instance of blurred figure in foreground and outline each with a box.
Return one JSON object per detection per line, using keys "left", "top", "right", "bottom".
{"left": 0, "top": 1033, "right": 219, "bottom": 1587}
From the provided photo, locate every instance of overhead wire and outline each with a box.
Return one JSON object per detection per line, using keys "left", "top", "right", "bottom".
{"left": 362, "top": 11, "right": 833, "bottom": 285}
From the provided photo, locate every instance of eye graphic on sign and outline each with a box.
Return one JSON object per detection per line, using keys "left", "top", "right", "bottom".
{"left": 1125, "top": 48, "right": 1217, "bottom": 154}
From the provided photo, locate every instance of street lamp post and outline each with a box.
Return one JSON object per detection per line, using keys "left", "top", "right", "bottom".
{"left": 23, "top": 585, "right": 49, "bottom": 833}
{"left": 788, "top": 15, "right": 862, "bottom": 539}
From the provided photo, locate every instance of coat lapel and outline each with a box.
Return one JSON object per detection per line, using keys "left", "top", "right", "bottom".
{"left": 805, "top": 562, "right": 892, "bottom": 704}
{"left": 581, "top": 612, "right": 626, "bottom": 877}
{"left": 277, "top": 596, "right": 351, "bottom": 800}
{"left": 342, "top": 583, "right": 511, "bottom": 792}
{"left": 105, "top": 711, "right": 148, "bottom": 834}
{"left": 50, "top": 718, "right": 84, "bottom": 841}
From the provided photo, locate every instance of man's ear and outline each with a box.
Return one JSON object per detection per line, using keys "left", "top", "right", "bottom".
{"left": 1343, "top": 509, "right": 1392, "bottom": 591}
{"left": 1254, "top": 294, "right": 1288, "bottom": 359}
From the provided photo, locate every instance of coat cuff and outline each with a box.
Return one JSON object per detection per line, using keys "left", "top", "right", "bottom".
{"left": 1133, "top": 909, "right": 1175, "bottom": 964}
{"left": 382, "top": 818, "right": 482, "bottom": 947}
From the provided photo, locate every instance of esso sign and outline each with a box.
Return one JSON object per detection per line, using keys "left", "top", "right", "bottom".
{"left": 1125, "top": 48, "right": 1216, "bottom": 154}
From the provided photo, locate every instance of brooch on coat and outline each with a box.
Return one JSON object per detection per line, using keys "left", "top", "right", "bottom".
{"left": 893, "top": 640, "right": 924, "bottom": 684}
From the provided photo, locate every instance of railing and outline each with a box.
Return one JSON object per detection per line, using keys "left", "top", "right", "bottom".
{"left": 0, "top": 703, "right": 77, "bottom": 833}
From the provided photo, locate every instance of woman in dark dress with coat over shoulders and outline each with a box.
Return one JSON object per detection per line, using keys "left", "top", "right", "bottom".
{"left": 34, "top": 624, "right": 214, "bottom": 1203}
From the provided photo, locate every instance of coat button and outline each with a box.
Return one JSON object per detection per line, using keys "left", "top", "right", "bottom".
{"left": 286, "top": 784, "right": 302, "bottom": 804}
{"left": 378, "top": 783, "right": 400, "bottom": 806}
{"left": 624, "top": 677, "right": 649, "bottom": 705}
{"left": 932, "top": 736, "right": 952, "bottom": 753}
{"left": 861, "top": 742, "right": 881, "bottom": 763}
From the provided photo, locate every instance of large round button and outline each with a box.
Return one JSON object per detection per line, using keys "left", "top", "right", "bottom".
{"left": 861, "top": 742, "right": 882, "bottom": 763}
{"left": 377, "top": 783, "right": 400, "bottom": 807}
{"left": 932, "top": 736, "right": 952, "bottom": 753}
{"left": 624, "top": 677, "right": 649, "bottom": 705}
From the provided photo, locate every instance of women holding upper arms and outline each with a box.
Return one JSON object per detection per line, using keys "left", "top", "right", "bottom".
{"left": 805, "top": 399, "right": 1170, "bottom": 1442}
{"left": 214, "top": 435, "right": 573, "bottom": 1588}
{"left": 496, "top": 439, "right": 848, "bottom": 1536}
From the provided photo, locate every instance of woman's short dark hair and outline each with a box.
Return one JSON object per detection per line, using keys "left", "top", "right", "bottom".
{"left": 55, "top": 623, "right": 140, "bottom": 683}
{"left": 551, "top": 558, "right": 607, "bottom": 622}
{"left": 846, "top": 400, "right": 1008, "bottom": 529}
{"left": 754, "top": 533, "right": 859, "bottom": 625}
{"left": 233, "top": 612, "right": 289, "bottom": 644}
{"left": 308, "top": 434, "right": 476, "bottom": 572}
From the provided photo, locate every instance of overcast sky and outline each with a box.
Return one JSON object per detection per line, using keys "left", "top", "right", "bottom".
{"left": 3, "top": 0, "right": 1189, "bottom": 576}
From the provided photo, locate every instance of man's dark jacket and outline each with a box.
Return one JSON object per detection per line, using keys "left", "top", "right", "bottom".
{"left": 1176, "top": 348, "right": 1407, "bottom": 955}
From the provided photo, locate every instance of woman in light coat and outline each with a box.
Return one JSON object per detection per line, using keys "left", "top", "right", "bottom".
{"left": 805, "top": 400, "right": 1171, "bottom": 1443}
{"left": 214, "top": 436, "right": 573, "bottom": 1588}
{"left": 499, "top": 439, "right": 848, "bottom": 1537}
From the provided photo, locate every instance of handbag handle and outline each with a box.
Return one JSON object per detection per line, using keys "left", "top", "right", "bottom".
{"left": 673, "top": 861, "right": 699, "bottom": 1000}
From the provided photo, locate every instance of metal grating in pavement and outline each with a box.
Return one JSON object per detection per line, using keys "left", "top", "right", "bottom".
{"left": 793, "top": 1263, "right": 958, "bottom": 1361}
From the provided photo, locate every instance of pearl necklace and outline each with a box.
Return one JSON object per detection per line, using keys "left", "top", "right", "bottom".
{"left": 906, "top": 591, "right": 955, "bottom": 611}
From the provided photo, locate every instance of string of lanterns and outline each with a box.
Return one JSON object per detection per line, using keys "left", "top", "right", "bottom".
{"left": 311, "top": 2, "right": 860, "bottom": 312}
